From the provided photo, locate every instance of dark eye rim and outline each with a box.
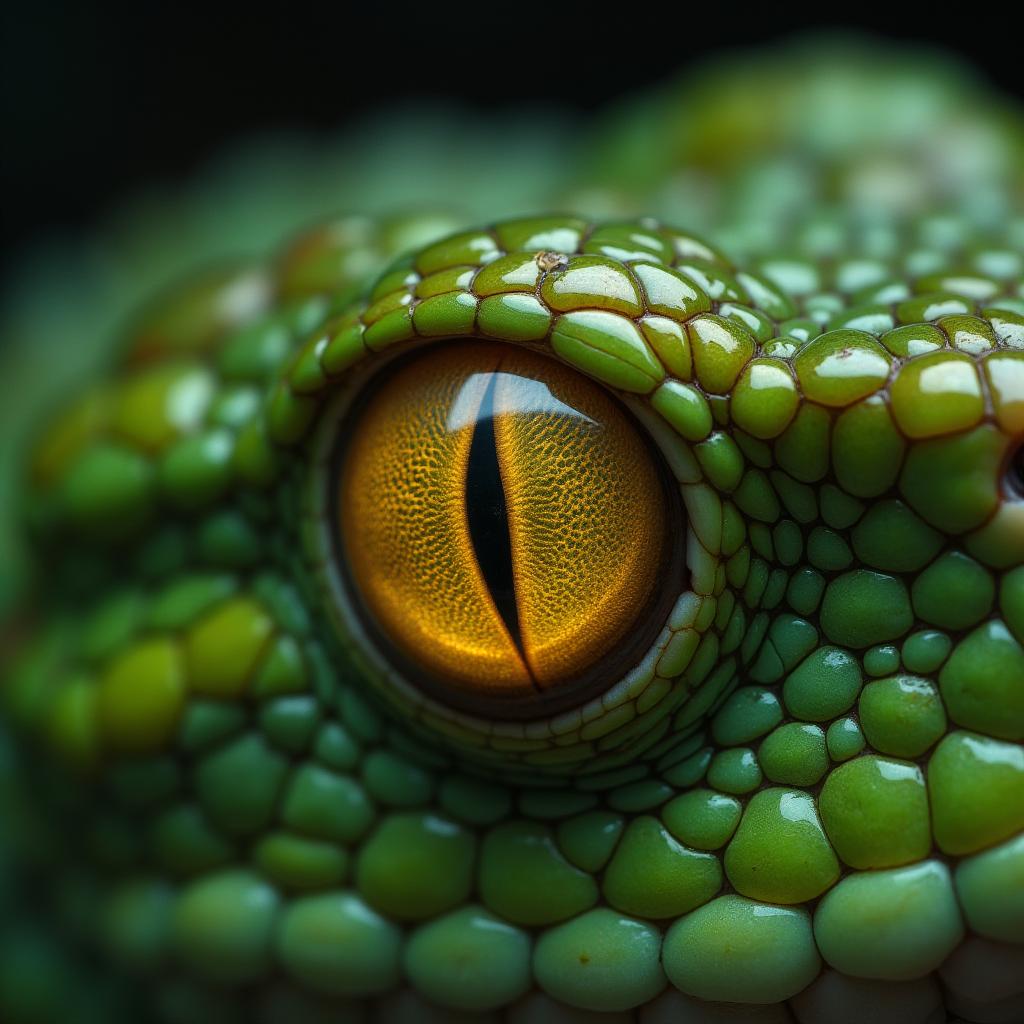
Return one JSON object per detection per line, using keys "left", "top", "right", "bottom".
{"left": 326, "top": 337, "right": 689, "bottom": 722}
{"left": 1008, "top": 442, "right": 1024, "bottom": 500}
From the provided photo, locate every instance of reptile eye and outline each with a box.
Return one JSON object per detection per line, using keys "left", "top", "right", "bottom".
{"left": 1010, "top": 444, "right": 1024, "bottom": 498}
{"left": 335, "top": 341, "right": 682, "bottom": 717}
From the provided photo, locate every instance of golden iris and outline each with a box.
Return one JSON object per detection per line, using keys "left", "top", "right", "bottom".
{"left": 338, "top": 341, "right": 679, "bottom": 715}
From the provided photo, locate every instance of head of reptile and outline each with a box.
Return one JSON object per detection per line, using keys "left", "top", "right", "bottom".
{"left": 2, "top": 208, "right": 1022, "bottom": 1024}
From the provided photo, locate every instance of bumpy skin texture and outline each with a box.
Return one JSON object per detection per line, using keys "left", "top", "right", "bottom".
{"left": 3, "top": 49, "right": 1024, "bottom": 1024}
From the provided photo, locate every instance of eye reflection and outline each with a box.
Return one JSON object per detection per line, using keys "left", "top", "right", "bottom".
{"left": 336, "top": 341, "right": 682, "bottom": 717}
{"left": 447, "top": 373, "right": 598, "bottom": 433}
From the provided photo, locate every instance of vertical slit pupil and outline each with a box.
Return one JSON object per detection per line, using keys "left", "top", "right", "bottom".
{"left": 465, "top": 371, "right": 528, "bottom": 665}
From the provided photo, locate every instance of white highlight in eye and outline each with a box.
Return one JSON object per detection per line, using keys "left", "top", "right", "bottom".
{"left": 446, "top": 372, "right": 596, "bottom": 432}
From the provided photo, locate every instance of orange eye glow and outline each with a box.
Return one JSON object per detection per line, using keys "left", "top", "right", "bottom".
{"left": 337, "top": 341, "right": 681, "bottom": 716}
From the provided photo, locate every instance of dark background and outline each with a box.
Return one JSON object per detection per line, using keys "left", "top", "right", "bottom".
{"left": 2, "top": 6, "right": 1020, "bottom": 274}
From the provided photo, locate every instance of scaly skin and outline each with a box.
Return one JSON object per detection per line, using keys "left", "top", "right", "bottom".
{"left": 2, "top": 46, "right": 1024, "bottom": 1024}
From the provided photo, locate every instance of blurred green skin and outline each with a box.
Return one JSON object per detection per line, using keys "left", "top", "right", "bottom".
{"left": 3, "top": 45, "right": 1024, "bottom": 1024}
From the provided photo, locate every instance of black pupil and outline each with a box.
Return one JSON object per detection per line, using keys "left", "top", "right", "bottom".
{"left": 465, "top": 371, "right": 525, "bottom": 657}
{"left": 1011, "top": 445, "right": 1024, "bottom": 497}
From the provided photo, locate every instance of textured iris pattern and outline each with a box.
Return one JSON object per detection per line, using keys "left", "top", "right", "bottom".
{"left": 2, "top": 46, "right": 1024, "bottom": 1024}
